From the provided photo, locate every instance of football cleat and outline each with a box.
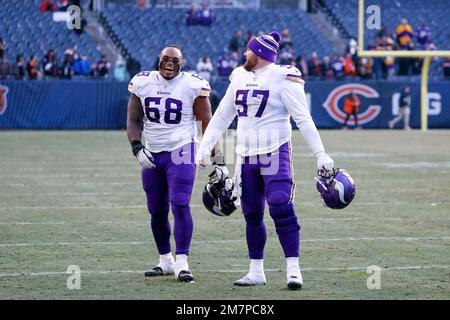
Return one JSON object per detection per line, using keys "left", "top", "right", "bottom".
{"left": 234, "top": 274, "right": 267, "bottom": 286}
{"left": 144, "top": 265, "right": 174, "bottom": 277}
{"left": 287, "top": 274, "right": 303, "bottom": 290}
{"left": 202, "top": 168, "right": 237, "bottom": 217}
{"left": 177, "top": 270, "right": 195, "bottom": 283}
{"left": 315, "top": 168, "right": 356, "bottom": 209}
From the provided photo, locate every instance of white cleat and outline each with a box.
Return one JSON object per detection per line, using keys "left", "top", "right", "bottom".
{"left": 287, "top": 274, "right": 303, "bottom": 290}
{"left": 234, "top": 273, "right": 267, "bottom": 286}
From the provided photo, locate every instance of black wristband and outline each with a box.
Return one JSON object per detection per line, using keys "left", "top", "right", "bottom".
{"left": 131, "top": 140, "right": 145, "bottom": 156}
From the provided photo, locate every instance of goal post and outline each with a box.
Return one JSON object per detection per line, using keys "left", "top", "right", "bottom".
{"left": 357, "top": 0, "right": 450, "bottom": 131}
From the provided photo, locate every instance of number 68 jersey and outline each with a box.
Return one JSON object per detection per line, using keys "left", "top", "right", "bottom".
{"left": 128, "top": 71, "right": 211, "bottom": 152}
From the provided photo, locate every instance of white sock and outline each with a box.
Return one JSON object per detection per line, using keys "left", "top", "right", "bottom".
{"left": 249, "top": 259, "right": 264, "bottom": 276}
{"left": 159, "top": 253, "right": 174, "bottom": 267}
{"left": 286, "top": 257, "right": 301, "bottom": 278}
{"left": 175, "top": 254, "right": 189, "bottom": 274}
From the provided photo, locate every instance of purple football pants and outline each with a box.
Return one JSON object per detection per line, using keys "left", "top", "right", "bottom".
{"left": 141, "top": 142, "right": 196, "bottom": 256}
{"left": 240, "top": 142, "right": 300, "bottom": 259}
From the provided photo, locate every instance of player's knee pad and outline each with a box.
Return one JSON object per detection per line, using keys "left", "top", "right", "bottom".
{"left": 171, "top": 193, "right": 190, "bottom": 208}
{"left": 267, "top": 191, "right": 299, "bottom": 234}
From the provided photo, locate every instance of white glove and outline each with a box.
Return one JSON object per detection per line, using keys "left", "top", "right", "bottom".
{"left": 136, "top": 148, "right": 156, "bottom": 169}
{"left": 316, "top": 152, "right": 334, "bottom": 172}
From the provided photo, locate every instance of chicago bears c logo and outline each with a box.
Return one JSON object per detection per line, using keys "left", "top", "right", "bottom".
{"left": 322, "top": 84, "right": 381, "bottom": 125}
{"left": 0, "top": 85, "right": 9, "bottom": 115}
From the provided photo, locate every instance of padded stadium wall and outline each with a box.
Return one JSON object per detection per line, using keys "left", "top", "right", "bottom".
{"left": 0, "top": 80, "right": 449, "bottom": 129}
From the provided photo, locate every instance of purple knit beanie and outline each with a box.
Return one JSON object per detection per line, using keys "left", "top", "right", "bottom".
{"left": 247, "top": 31, "right": 281, "bottom": 63}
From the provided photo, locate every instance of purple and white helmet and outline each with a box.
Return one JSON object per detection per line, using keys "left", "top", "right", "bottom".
{"left": 202, "top": 169, "right": 237, "bottom": 217}
{"left": 315, "top": 168, "right": 356, "bottom": 209}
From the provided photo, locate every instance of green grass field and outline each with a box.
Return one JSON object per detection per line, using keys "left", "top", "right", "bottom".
{"left": 0, "top": 130, "right": 449, "bottom": 300}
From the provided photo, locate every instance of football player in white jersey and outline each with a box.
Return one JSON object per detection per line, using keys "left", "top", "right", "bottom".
{"left": 127, "top": 46, "right": 224, "bottom": 283}
{"left": 196, "top": 32, "right": 334, "bottom": 290}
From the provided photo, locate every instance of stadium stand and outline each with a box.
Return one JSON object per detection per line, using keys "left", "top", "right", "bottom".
{"left": 0, "top": 0, "right": 101, "bottom": 73}
{"left": 99, "top": 6, "right": 335, "bottom": 73}
{"left": 322, "top": 0, "right": 450, "bottom": 75}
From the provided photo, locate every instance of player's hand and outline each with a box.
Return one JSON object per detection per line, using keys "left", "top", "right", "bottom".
{"left": 195, "top": 149, "right": 208, "bottom": 169}
{"left": 132, "top": 141, "right": 155, "bottom": 169}
{"left": 316, "top": 152, "right": 334, "bottom": 172}
{"left": 136, "top": 148, "right": 156, "bottom": 169}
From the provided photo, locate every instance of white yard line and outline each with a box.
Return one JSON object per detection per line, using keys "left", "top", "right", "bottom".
{"left": 1, "top": 216, "right": 450, "bottom": 226}
{"left": 0, "top": 265, "right": 448, "bottom": 278}
{"left": 0, "top": 236, "right": 449, "bottom": 248}
{"left": 2, "top": 201, "right": 449, "bottom": 211}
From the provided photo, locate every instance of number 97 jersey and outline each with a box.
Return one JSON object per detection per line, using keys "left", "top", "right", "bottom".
{"left": 128, "top": 71, "right": 211, "bottom": 152}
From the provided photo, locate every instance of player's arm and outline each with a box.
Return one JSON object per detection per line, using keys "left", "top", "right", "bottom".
{"left": 195, "top": 85, "right": 236, "bottom": 167}
{"left": 281, "top": 80, "right": 334, "bottom": 172}
{"left": 193, "top": 95, "right": 227, "bottom": 176}
{"left": 126, "top": 94, "right": 155, "bottom": 169}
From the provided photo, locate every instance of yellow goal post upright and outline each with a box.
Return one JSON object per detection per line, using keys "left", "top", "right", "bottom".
{"left": 357, "top": 0, "right": 450, "bottom": 131}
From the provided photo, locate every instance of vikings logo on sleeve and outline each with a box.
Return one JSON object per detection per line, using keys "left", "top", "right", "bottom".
{"left": 283, "top": 66, "right": 304, "bottom": 84}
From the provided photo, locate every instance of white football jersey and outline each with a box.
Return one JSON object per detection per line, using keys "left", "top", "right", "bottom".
{"left": 197, "top": 63, "right": 326, "bottom": 159}
{"left": 128, "top": 71, "right": 211, "bottom": 152}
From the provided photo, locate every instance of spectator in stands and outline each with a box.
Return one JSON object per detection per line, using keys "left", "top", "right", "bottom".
{"left": 384, "top": 48, "right": 396, "bottom": 79}
{"left": 343, "top": 91, "right": 361, "bottom": 130}
{"left": 57, "top": 0, "right": 70, "bottom": 11}
{"left": 377, "top": 24, "right": 393, "bottom": 39}
{"left": 42, "top": 49, "right": 58, "bottom": 77}
{"left": 217, "top": 51, "right": 234, "bottom": 77}
{"left": 279, "top": 45, "right": 294, "bottom": 65}
{"left": 60, "top": 60, "right": 74, "bottom": 79}
{"left": 97, "top": 55, "right": 111, "bottom": 77}
{"left": 244, "top": 31, "right": 255, "bottom": 48}
{"left": 396, "top": 19, "right": 414, "bottom": 49}
{"left": 415, "top": 23, "right": 431, "bottom": 50}
{"left": 90, "top": 63, "right": 98, "bottom": 77}
{"left": 389, "top": 85, "right": 411, "bottom": 130}
{"left": 331, "top": 55, "right": 344, "bottom": 80}
{"left": 200, "top": 3, "right": 213, "bottom": 26}
{"left": 358, "top": 56, "right": 373, "bottom": 80}
{"left": 397, "top": 42, "right": 415, "bottom": 76}
{"left": 320, "top": 56, "right": 334, "bottom": 80}
{"left": 0, "top": 38, "right": 5, "bottom": 59}
{"left": 185, "top": 3, "right": 199, "bottom": 26}
{"left": 295, "top": 55, "right": 308, "bottom": 79}
{"left": 196, "top": 56, "right": 213, "bottom": 82}
{"left": 64, "top": 46, "right": 77, "bottom": 65}
{"left": 307, "top": 52, "right": 321, "bottom": 77}
{"left": 72, "top": 55, "right": 91, "bottom": 76}
{"left": 343, "top": 52, "right": 357, "bottom": 77}
{"left": 27, "top": 55, "right": 39, "bottom": 80}
{"left": 114, "top": 55, "right": 127, "bottom": 81}
{"left": 229, "top": 30, "right": 243, "bottom": 54}
{"left": 137, "top": 0, "right": 148, "bottom": 11}
{"left": 0, "top": 57, "right": 11, "bottom": 80}
{"left": 279, "top": 28, "right": 293, "bottom": 50}
{"left": 127, "top": 56, "right": 141, "bottom": 77}
{"left": 40, "top": 0, "right": 57, "bottom": 12}
{"left": 11, "top": 54, "right": 26, "bottom": 80}
{"left": 442, "top": 58, "right": 450, "bottom": 79}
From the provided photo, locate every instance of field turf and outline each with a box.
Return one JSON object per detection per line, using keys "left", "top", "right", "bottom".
{"left": 0, "top": 130, "right": 449, "bottom": 300}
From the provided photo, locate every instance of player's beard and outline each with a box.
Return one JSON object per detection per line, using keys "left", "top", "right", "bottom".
{"left": 243, "top": 55, "right": 259, "bottom": 71}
